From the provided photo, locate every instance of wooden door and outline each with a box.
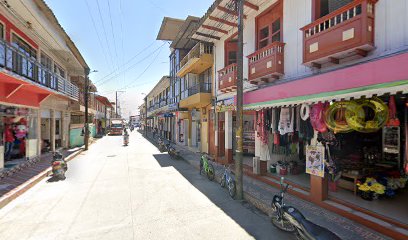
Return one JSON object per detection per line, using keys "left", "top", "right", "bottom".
{"left": 218, "top": 112, "right": 225, "bottom": 157}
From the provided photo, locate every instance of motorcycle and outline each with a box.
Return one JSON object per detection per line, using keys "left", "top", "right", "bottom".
{"left": 123, "top": 129, "right": 129, "bottom": 146}
{"left": 47, "top": 151, "right": 67, "bottom": 182}
{"left": 158, "top": 138, "right": 168, "bottom": 153}
{"left": 166, "top": 143, "right": 179, "bottom": 159}
{"left": 271, "top": 177, "right": 341, "bottom": 240}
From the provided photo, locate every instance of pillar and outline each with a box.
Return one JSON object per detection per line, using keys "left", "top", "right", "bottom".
{"left": 37, "top": 110, "right": 41, "bottom": 156}
{"left": 50, "top": 109, "right": 56, "bottom": 152}
{"left": 225, "top": 110, "right": 233, "bottom": 163}
{"left": 188, "top": 112, "right": 192, "bottom": 147}
{"left": 215, "top": 111, "right": 218, "bottom": 159}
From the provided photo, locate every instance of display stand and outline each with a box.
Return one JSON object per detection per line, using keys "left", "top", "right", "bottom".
{"left": 382, "top": 126, "right": 400, "bottom": 169}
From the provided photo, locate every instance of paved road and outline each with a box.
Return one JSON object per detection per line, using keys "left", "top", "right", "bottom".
{"left": 0, "top": 131, "right": 294, "bottom": 240}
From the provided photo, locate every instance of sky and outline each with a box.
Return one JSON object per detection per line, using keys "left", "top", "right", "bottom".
{"left": 45, "top": 0, "right": 213, "bottom": 118}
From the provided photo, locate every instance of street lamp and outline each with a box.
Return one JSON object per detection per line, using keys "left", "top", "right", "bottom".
{"left": 84, "top": 69, "right": 98, "bottom": 151}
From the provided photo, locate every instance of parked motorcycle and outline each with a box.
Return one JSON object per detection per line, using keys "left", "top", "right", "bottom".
{"left": 158, "top": 137, "right": 166, "bottom": 152}
{"left": 271, "top": 177, "right": 341, "bottom": 240}
{"left": 47, "top": 151, "right": 67, "bottom": 182}
{"left": 166, "top": 143, "right": 179, "bottom": 159}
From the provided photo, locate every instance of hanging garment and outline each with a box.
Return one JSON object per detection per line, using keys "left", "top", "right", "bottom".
{"left": 296, "top": 105, "right": 301, "bottom": 132}
{"left": 271, "top": 108, "right": 276, "bottom": 133}
{"left": 279, "top": 108, "right": 294, "bottom": 135}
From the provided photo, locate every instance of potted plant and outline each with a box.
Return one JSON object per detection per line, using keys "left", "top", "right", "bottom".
{"left": 357, "top": 178, "right": 386, "bottom": 200}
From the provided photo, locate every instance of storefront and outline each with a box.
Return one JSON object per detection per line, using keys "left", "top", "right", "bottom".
{"left": 0, "top": 105, "right": 39, "bottom": 169}
{"left": 244, "top": 52, "right": 408, "bottom": 229}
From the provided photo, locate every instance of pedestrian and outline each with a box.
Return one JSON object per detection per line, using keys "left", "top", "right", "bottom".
{"left": 4, "top": 124, "right": 15, "bottom": 161}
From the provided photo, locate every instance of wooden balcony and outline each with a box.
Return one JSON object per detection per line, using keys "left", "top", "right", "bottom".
{"left": 177, "top": 42, "right": 213, "bottom": 77}
{"left": 218, "top": 63, "right": 237, "bottom": 93}
{"left": 247, "top": 42, "right": 285, "bottom": 85}
{"left": 301, "top": 0, "right": 377, "bottom": 68}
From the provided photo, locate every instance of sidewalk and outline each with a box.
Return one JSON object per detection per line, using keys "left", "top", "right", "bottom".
{"left": 143, "top": 133, "right": 391, "bottom": 240}
{"left": 0, "top": 147, "right": 83, "bottom": 208}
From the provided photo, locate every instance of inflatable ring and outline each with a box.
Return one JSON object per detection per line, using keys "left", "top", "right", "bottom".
{"left": 300, "top": 104, "right": 310, "bottom": 120}
{"left": 346, "top": 97, "right": 389, "bottom": 133}
{"left": 324, "top": 101, "right": 361, "bottom": 133}
{"left": 310, "top": 103, "right": 328, "bottom": 133}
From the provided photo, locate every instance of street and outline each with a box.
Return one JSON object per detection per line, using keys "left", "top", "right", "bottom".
{"left": 0, "top": 131, "right": 293, "bottom": 240}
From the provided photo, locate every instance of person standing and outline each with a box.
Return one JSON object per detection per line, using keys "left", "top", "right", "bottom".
{"left": 4, "top": 124, "right": 15, "bottom": 161}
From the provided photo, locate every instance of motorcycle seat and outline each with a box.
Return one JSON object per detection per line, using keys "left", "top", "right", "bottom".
{"left": 300, "top": 218, "right": 342, "bottom": 240}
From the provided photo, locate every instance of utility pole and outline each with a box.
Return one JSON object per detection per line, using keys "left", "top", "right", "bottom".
{"left": 84, "top": 67, "right": 90, "bottom": 150}
{"left": 235, "top": 0, "right": 244, "bottom": 200}
{"left": 144, "top": 96, "right": 148, "bottom": 136}
{"left": 115, "top": 91, "right": 125, "bottom": 118}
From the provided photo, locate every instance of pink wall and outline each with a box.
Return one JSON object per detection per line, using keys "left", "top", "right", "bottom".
{"left": 243, "top": 53, "right": 408, "bottom": 105}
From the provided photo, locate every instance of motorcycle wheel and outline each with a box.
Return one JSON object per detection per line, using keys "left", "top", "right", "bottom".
{"left": 271, "top": 213, "right": 296, "bottom": 232}
{"left": 220, "top": 175, "right": 226, "bottom": 187}
{"left": 228, "top": 180, "right": 236, "bottom": 198}
{"left": 207, "top": 164, "right": 215, "bottom": 181}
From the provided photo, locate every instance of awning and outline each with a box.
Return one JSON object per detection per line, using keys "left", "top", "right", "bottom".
{"left": 0, "top": 71, "right": 52, "bottom": 108}
{"left": 243, "top": 52, "right": 408, "bottom": 110}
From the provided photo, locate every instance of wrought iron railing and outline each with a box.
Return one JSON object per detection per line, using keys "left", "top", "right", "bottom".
{"left": 0, "top": 39, "right": 79, "bottom": 100}
{"left": 181, "top": 82, "right": 211, "bottom": 99}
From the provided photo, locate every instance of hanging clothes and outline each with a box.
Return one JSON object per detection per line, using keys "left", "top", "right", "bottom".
{"left": 278, "top": 108, "right": 294, "bottom": 135}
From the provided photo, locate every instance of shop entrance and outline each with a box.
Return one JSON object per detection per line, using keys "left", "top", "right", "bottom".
{"left": 0, "top": 106, "right": 34, "bottom": 169}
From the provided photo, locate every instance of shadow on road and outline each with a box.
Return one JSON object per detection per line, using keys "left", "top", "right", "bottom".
{"left": 151, "top": 153, "right": 294, "bottom": 240}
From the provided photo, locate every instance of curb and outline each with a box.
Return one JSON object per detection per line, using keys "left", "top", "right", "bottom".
{"left": 0, "top": 148, "right": 85, "bottom": 210}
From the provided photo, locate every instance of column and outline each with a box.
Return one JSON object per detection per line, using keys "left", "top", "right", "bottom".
{"left": 187, "top": 112, "right": 192, "bottom": 147}
{"left": 191, "top": 121, "right": 197, "bottom": 148}
{"left": 37, "top": 110, "right": 41, "bottom": 156}
{"left": 215, "top": 112, "right": 218, "bottom": 159}
{"left": 50, "top": 109, "right": 56, "bottom": 152}
{"left": 225, "top": 110, "right": 233, "bottom": 163}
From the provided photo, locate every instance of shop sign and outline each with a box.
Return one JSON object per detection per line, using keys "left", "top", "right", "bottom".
{"left": 306, "top": 145, "right": 325, "bottom": 177}
{"left": 216, "top": 97, "right": 236, "bottom": 112}
{"left": 168, "top": 103, "right": 178, "bottom": 111}
{"left": 191, "top": 109, "right": 201, "bottom": 120}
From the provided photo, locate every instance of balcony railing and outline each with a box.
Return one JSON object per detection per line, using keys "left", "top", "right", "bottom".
{"left": 0, "top": 39, "right": 79, "bottom": 100}
{"left": 179, "top": 42, "right": 213, "bottom": 69}
{"left": 218, "top": 63, "right": 237, "bottom": 92}
{"left": 181, "top": 82, "right": 212, "bottom": 100}
{"left": 177, "top": 42, "right": 213, "bottom": 77}
{"left": 301, "top": 0, "right": 376, "bottom": 67}
{"left": 247, "top": 42, "right": 285, "bottom": 84}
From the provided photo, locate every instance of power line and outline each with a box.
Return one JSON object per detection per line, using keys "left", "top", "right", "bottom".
{"left": 84, "top": 0, "right": 110, "bottom": 67}
{"left": 95, "top": 0, "right": 115, "bottom": 68}
{"left": 100, "top": 44, "right": 164, "bottom": 94}
{"left": 96, "top": 42, "right": 166, "bottom": 87}
{"left": 94, "top": 41, "right": 156, "bottom": 83}
{"left": 107, "top": 0, "right": 119, "bottom": 65}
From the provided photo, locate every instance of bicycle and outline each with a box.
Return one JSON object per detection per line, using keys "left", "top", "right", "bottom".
{"left": 220, "top": 165, "right": 236, "bottom": 198}
{"left": 200, "top": 153, "right": 215, "bottom": 181}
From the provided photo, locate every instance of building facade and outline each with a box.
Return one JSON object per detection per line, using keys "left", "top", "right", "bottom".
{"left": 0, "top": 0, "right": 88, "bottom": 169}
{"left": 189, "top": 0, "right": 408, "bottom": 238}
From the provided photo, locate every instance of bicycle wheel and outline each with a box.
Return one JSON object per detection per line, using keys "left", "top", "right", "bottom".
{"left": 207, "top": 164, "right": 215, "bottom": 181}
{"left": 228, "top": 180, "right": 236, "bottom": 198}
{"left": 199, "top": 159, "right": 203, "bottom": 175}
{"left": 271, "top": 212, "right": 296, "bottom": 232}
{"left": 220, "top": 175, "right": 226, "bottom": 187}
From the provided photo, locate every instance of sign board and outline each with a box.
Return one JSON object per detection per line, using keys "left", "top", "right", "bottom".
{"left": 216, "top": 97, "right": 236, "bottom": 112}
{"left": 306, "top": 145, "right": 325, "bottom": 177}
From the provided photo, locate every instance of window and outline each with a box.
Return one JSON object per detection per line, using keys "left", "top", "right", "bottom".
{"left": 41, "top": 52, "right": 52, "bottom": 70}
{"left": 256, "top": 2, "right": 282, "bottom": 50}
{"left": 314, "top": 0, "right": 353, "bottom": 19}
{"left": 0, "top": 23, "right": 4, "bottom": 40}
{"left": 54, "top": 63, "right": 65, "bottom": 79}
{"left": 12, "top": 34, "right": 36, "bottom": 58}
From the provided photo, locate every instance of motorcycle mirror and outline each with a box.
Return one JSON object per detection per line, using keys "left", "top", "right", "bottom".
{"left": 280, "top": 177, "right": 284, "bottom": 184}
